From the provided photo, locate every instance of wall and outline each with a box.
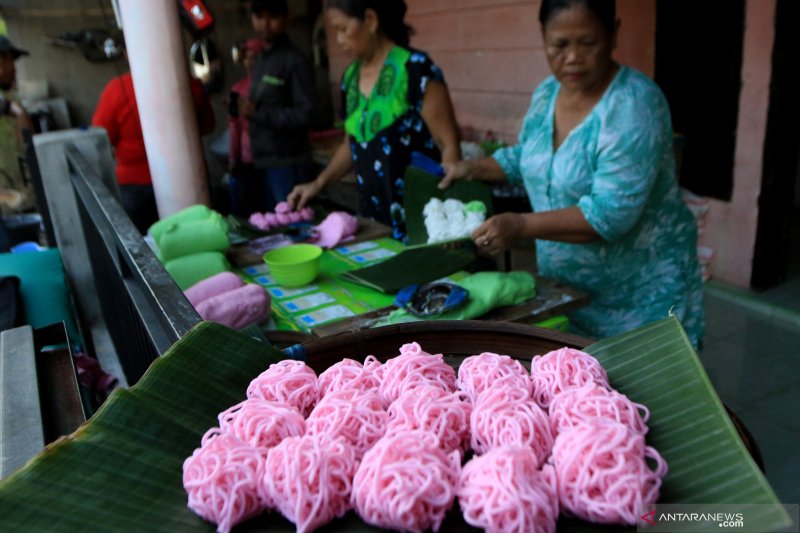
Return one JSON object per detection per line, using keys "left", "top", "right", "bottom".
{"left": 700, "top": 0, "right": 776, "bottom": 288}
{"left": 1, "top": 1, "right": 311, "bottom": 129}
{"left": 2, "top": 0, "right": 322, "bottom": 188}
{"left": 2, "top": 0, "right": 126, "bottom": 127}
{"left": 326, "top": 0, "right": 656, "bottom": 142}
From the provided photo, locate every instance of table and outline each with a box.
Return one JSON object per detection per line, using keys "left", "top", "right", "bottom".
{"left": 229, "top": 222, "right": 589, "bottom": 338}
{"left": 311, "top": 276, "right": 589, "bottom": 337}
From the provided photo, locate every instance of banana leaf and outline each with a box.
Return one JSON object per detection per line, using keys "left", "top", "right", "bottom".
{"left": 0, "top": 318, "right": 790, "bottom": 532}
{"left": 339, "top": 246, "right": 476, "bottom": 293}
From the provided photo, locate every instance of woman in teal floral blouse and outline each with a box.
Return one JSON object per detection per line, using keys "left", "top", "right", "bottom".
{"left": 288, "top": 0, "right": 461, "bottom": 241}
{"left": 441, "top": 0, "right": 705, "bottom": 347}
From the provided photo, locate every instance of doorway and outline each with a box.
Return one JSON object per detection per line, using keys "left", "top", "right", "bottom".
{"left": 654, "top": 1, "right": 745, "bottom": 201}
{"left": 751, "top": 0, "right": 800, "bottom": 290}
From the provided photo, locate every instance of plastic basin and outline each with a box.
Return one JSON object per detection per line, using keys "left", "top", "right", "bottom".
{"left": 263, "top": 244, "right": 322, "bottom": 287}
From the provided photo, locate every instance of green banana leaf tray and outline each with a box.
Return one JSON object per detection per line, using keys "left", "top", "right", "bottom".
{"left": 0, "top": 318, "right": 790, "bottom": 532}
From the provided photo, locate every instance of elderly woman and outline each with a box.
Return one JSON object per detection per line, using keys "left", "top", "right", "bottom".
{"left": 441, "top": 0, "right": 704, "bottom": 347}
{"left": 288, "top": 0, "right": 461, "bottom": 240}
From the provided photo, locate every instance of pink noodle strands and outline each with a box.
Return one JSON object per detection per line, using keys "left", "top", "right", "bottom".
{"left": 530, "top": 347, "right": 610, "bottom": 409}
{"left": 386, "top": 384, "right": 473, "bottom": 454}
{"left": 262, "top": 434, "right": 358, "bottom": 533}
{"left": 549, "top": 383, "right": 650, "bottom": 437}
{"left": 217, "top": 399, "right": 306, "bottom": 452}
{"left": 457, "top": 352, "right": 532, "bottom": 404}
{"left": 471, "top": 386, "right": 553, "bottom": 465}
{"left": 551, "top": 420, "right": 668, "bottom": 525}
{"left": 317, "top": 357, "right": 381, "bottom": 398}
{"left": 378, "top": 343, "right": 456, "bottom": 406}
{"left": 305, "top": 388, "right": 388, "bottom": 458}
{"left": 352, "top": 431, "right": 461, "bottom": 533}
{"left": 246, "top": 360, "right": 319, "bottom": 417}
{"left": 458, "top": 447, "right": 559, "bottom": 533}
{"left": 182, "top": 429, "right": 265, "bottom": 533}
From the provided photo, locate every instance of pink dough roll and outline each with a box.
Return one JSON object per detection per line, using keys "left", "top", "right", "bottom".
{"left": 300, "top": 207, "right": 315, "bottom": 221}
{"left": 386, "top": 384, "right": 472, "bottom": 454}
{"left": 352, "top": 430, "right": 460, "bottom": 533}
{"left": 378, "top": 342, "right": 456, "bottom": 406}
{"left": 551, "top": 420, "right": 668, "bottom": 525}
{"left": 195, "top": 283, "right": 271, "bottom": 330}
{"left": 184, "top": 272, "right": 245, "bottom": 308}
{"left": 458, "top": 447, "right": 559, "bottom": 533}
{"left": 262, "top": 434, "right": 358, "bottom": 533}
{"left": 305, "top": 388, "right": 388, "bottom": 458}
{"left": 470, "top": 386, "right": 553, "bottom": 465}
{"left": 183, "top": 429, "right": 266, "bottom": 533}
{"left": 317, "top": 357, "right": 381, "bottom": 398}
{"left": 457, "top": 352, "right": 532, "bottom": 404}
{"left": 530, "top": 347, "right": 610, "bottom": 409}
{"left": 313, "top": 211, "right": 359, "bottom": 249}
{"left": 247, "top": 360, "right": 319, "bottom": 417}
{"left": 263, "top": 212, "right": 279, "bottom": 229}
{"left": 549, "top": 383, "right": 650, "bottom": 437}
{"left": 218, "top": 399, "right": 305, "bottom": 452}
{"left": 249, "top": 212, "right": 267, "bottom": 229}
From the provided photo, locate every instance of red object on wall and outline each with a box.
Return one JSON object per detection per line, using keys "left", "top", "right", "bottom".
{"left": 179, "top": 0, "right": 215, "bottom": 35}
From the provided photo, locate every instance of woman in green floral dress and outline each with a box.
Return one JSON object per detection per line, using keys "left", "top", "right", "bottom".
{"left": 441, "top": 0, "right": 705, "bottom": 347}
{"left": 287, "top": 0, "right": 461, "bottom": 241}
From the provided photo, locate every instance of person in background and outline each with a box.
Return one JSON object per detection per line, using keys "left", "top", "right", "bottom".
{"left": 439, "top": 0, "right": 704, "bottom": 347}
{"left": 92, "top": 64, "right": 215, "bottom": 234}
{"left": 0, "top": 35, "right": 34, "bottom": 217}
{"left": 287, "top": 0, "right": 461, "bottom": 241}
{"left": 239, "top": 0, "right": 315, "bottom": 212}
{"left": 227, "top": 38, "right": 264, "bottom": 217}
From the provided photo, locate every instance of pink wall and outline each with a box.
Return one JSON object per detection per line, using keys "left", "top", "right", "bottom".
{"left": 326, "top": 0, "right": 656, "bottom": 142}
{"left": 701, "top": 0, "right": 776, "bottom": 287}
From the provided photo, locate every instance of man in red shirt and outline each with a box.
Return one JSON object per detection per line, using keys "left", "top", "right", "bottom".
{"left": 92, "top": 70, "right": 215, "bottom": 233}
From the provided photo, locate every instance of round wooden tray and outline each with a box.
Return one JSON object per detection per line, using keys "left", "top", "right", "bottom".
{"left": 289, "top": 320, "right": 591, "bottom": 373}
{"left": 280, "top": 320, "right": 765, "bottom": 473}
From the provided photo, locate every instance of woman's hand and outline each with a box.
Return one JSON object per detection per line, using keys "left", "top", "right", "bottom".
{"left": 438, "top": 160, "right": 473, "bottom": 189}
{"left": 471, "top": 213, "right": 525, "bottom": 256}
{"left": 287, "top": 180, "right": 322, "bottom": 210}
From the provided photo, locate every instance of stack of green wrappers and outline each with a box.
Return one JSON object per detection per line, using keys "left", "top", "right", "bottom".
{"left": 149, "top": 205, "right": 231, "bottom": 290}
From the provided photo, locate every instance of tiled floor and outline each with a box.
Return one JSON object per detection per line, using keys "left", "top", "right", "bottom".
{"left": 701, "top": 286, "right": 800, "bottom": 505}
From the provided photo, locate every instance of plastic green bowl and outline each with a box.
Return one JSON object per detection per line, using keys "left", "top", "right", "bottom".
{"left": 263, "top": 244, "right": 323, "bottom": 287}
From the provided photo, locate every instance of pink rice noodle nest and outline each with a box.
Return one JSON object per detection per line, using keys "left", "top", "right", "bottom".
{"left": 386, "top": 384, "right": 473, "bottom": 454}
{"left": 182, "top": 429, "right": 266, "bottom": 533}
{"left": 262, "top": 434, "right": 358, "bottom": 533}
{"left": 457, "top": 352, "right": 532, "bottom": 405}
{"left": 551, "top": 420, "right": 668, "bottom": 525}
{"left": 378, "top": 342, "right": 456, "bottom": 406}
{"left": 548, "top": 383, "right": 650, "bottom": 437}
{"left": 352, "top": 430, "right": 461, "bottom": 533}
{"left": 305, "top": 388, "right": 388, "bottom": 459}
{"left": 458, "top": 446, "right": 559, "bottom": 533}
{"left": 217, "top": 399, "right": 306, "bottom": 452}
{"left": 530, "top": 347, "right": 610, "bottom": 409}
{"left": 470, "top": 386, "right": 553, "bottom": 465}
{"left": 317, "top": 357, "right": 382, "bottom": 398}
{"left": 246, "top": 360, "right": 319, "bottom": 417}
